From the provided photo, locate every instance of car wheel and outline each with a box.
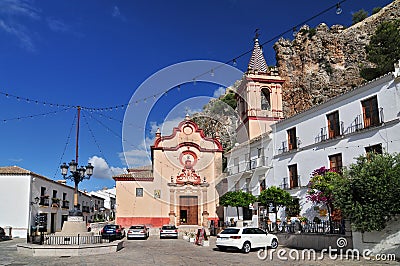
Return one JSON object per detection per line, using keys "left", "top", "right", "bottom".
{"left": 242, "top": 241, "right": 251, "bottom": 253}
{"left": 270, "top": 238, "right": 278, "bottom": 249}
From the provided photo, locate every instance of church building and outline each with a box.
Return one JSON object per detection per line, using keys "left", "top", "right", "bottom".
{"left": 113, "top": 115, "right": 224, "bottom": 228}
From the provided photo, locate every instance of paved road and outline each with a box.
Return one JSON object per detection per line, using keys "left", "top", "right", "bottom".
{"left": 0, "top": 237, "right": 398, "bottom": 266}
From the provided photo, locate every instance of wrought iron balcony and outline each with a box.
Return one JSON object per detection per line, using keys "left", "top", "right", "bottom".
{"left": 62, "top": 200, "right": 70, "bottom": 209}
{"left": 39, "top": 196, "right": 50, "bottom": 206}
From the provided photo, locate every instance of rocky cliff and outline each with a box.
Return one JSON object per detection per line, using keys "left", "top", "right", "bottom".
{"left": 274, "top": 0, "right": 400, "bottom": 117}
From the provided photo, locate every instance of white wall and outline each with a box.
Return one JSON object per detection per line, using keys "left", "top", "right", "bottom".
{"left": 0, "top": 175, "right": 30, "bottom": 238}
{"left": 352, "top": 216, "right": 400, "bottom": 259}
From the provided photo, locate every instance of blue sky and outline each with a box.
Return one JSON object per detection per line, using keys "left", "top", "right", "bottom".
{"left": 0, "top": 0, "right": 393, "bottom": 191}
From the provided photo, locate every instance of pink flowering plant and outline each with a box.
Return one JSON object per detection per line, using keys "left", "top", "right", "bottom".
{"left": 307, "top": 167, "right": 341, "bottom": 226}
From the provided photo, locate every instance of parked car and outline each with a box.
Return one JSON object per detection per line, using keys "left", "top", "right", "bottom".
{"left": 100, "top": 224, "right": 125, "bottom": 240}
{"left": 127, "top": 225, "right": 149, "bottom": 240}
{"left": 216, "top": 227, "right": 278, "bottom": 253}
{"left": 159, "top": 225, "right": 178, "bottom": 239}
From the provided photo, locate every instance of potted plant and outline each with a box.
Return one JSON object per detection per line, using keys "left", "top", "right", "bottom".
{"left": 182, "top": 231, "right": 189, "bottom": 241}
{"left": 276, "top": 219, "right": 281, "bottom": 225}
{"left": 51, "top": 198, "right": 60, "bottom": 207}
{"left": 299, "top": 216, "right": 308, "bottom": 225}
{"left": 189, "top": 232, "right": 196, "bottom": 243}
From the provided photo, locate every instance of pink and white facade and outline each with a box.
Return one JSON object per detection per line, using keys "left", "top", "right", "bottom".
{"left": 114, "top": 116, "right": 224, "bottom": 228}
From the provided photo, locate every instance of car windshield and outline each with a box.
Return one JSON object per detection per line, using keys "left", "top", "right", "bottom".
{"left": 220, "top": 228, "right": 240, "bottom": 234}
{"left": 105, "top": 225, "right": 117, "bottom": 229}
{"left": 130, "top": 226, "right": 144, "bottom": 229}
{"left": 162, "top": 226, "right": 176, "bottom": 230}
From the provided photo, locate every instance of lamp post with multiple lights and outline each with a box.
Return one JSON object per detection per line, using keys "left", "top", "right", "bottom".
{"left": 59, "top": 106, "right": 94, "bottom": 216}
{"left": 60, "top": 160, "right": 94, "bottom": 216}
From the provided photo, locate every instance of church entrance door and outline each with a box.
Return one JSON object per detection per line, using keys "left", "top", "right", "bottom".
{"left": 179, "top": 196, "right": 198, "bottom": 225}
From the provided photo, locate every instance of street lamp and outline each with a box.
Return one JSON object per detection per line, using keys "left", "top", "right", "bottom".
{"left": 27, "top": 196, "right": 39, "bottom": 243}
{"left": 60, "top": 160, "right": 94, "bottom": 216}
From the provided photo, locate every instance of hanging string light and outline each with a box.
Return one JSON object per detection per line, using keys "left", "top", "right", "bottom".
{"left": 0, "top": 0, "right": 348, "bottom": 111}
{"left": 336, "top": 3, "right": 342, "bottom": 15}
{"left": 292, "top": 27, "right": 297, "bottom": 37}
{"left": 0, "top": 107, "right": 73, "bottom": 123}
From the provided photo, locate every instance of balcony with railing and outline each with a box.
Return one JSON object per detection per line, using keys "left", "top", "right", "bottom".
{"left": 315, "top": 121, "right": 344, "bottom": 143}
{"left": 278, "top": 141, "right": 288, "bottom": 154}
{"left": 280, "top": 176, "right": 301, "bottom": 190}
{"left": 39, "top": 196, "right": 50, "bottom": 206}
{"left": 345, "top": 108, "right": 384, "bottom": 135}
{"left": 226, "top": 157, "right": 270, "bottom": 176}
{"left": 62, "top": 200, "right": 70, "bottom": 209}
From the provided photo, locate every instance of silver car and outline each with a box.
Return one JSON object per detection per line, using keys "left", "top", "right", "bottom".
{"left": 159, "top": 225, "right": 178, "bottom": 239}
{"left": 127, "top": 225, "right": 149, "bottom": 240}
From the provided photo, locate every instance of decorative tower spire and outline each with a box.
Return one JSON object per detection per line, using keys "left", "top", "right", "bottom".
{"left": 155, "top": 128, "right": 161, "bottom": 139}
{"left": 247, "top": 29, "right": 268, "bottom": 73}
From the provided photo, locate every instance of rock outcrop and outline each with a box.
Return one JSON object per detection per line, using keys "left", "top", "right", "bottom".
{"left": 274, "top": 0, "right": 400, "bottom": 117}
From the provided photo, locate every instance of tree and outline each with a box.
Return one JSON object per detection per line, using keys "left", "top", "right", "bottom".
{"left": 219, "top": 190, "right": 256, "bottom": 220}
{"left": 361, "top": 19, "right": 400, "bottom": 81}
{"left": 258, "top": 186, "right": 293, "bottom": 220}
{"left": 352, "top": 9, "right": 368, "bottom": 25}
{"left": 220, "top": 90, "right": 237, "bottom": 110}
{"left": 333, "top": 153, "right": 400, "bottom": 232}
{"left": 307, "top": 167, "right": 341, "bottom": 231}
{"left": 372, "top": 7, "right": 382, "bottom": 15}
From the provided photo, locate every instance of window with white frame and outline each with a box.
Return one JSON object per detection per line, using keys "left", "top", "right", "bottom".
{"left": 136, "top": 188, "right": 144, "bottom": 197}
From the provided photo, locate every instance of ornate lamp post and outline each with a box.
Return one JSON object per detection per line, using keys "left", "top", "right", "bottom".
{"left": 60, "top": 160, "right": 94, "bottom": 216}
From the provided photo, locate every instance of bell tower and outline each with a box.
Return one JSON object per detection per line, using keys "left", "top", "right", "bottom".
{"left": 236, "top": 33, "right": 285, "bottom": 143}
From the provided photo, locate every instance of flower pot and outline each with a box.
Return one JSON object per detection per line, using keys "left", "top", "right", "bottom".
{"left": 189, "top": 237, "right": 195, "bottom": 243}
{"left": 183, "top": 235, "right": 189, "bottom": 241}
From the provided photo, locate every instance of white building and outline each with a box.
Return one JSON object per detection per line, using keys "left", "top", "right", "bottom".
{"left": 0, "top": 166, "right": 103, "bottom": 238}
{"left": 90, "top": 188, "right": 116, "bottom": 221}
{"left": 223, "top": 35, "right": 400, "bottom": 228}
{"left": 267, "top": 69, "right": 400, "bottom": 221}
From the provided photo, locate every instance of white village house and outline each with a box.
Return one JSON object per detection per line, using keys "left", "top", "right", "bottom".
{"left": 0, "top": 166, "right": 105, "bottom": 239}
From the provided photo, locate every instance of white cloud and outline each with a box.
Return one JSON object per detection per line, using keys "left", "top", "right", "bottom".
{"left": 9, "top": 158, "right": 23, "bottom": 163}
{"left": 119, "top": 149, "right": 151, "bottom": 168}
{"left": 0, "top": 0, "right": 41, "bottom": 19}
{"left": 0, "top": 0, "right": 40, "bottom": 51}
{"left": 213, "top": 87, "right": 226, "bottom": 98}
{"left": 47, "top": 18, "right": 69, "bottom": 32}
{"left": 112, "top": 5, "right": 126, "bottom": 21}
{"left": 0, "top": 19, "right": 35, "bottom": 51}
{"left": 88, "top": 156, "right": 126, "bottom": 180}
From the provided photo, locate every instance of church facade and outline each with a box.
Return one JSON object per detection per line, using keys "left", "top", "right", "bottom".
{"left": 114, "top": 116, "right": 224, "bottom": 228}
